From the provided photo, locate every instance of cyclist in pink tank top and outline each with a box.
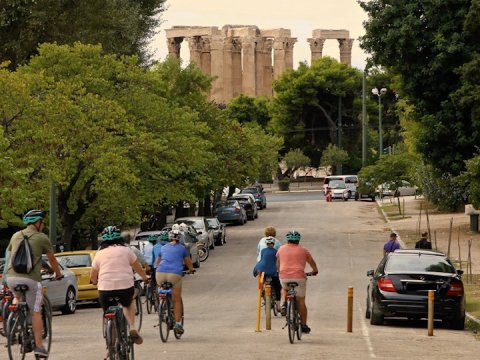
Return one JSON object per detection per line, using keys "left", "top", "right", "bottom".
{"left": 276, "top": 230, "right": 318, "bottom": 334}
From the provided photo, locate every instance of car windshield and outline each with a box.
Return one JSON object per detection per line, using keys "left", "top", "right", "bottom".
{"left": 56, "top": 254, "right": 92, "bottom": 268}
{"left": 242, "top": 188, "right": 257, "bottom": 194}
{"left": 178, "top": 219, "right": 204, "bottom": 230}
{"left": 385, "top": 254, "right": 456, "bottom": 274}
{"left": 329, "top": 181, "right": 346, "bottom": 189}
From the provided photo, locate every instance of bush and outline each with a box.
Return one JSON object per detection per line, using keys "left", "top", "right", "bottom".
{"left": 278, "top": 179, "right": 290, "bottom": 191}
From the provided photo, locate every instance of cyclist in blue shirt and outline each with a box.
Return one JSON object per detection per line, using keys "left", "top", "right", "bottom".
{"left": 153, "top": 231, "right": 169, "bottom": 267}
{"left": 156, "top": 229, "right": 195, "bottom": 335}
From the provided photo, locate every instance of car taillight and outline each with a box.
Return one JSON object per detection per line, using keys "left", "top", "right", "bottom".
{"left": 447, "top": 281, "right": 464, "bottom": 296}
{"left": 378, "top": 278, "right": 397, "bottom": 292}
{"left": 256, "top": 194, "right": 260, "bottom": 198}
{"left": 235, "top": 207, "right": 241, "bottom": 213}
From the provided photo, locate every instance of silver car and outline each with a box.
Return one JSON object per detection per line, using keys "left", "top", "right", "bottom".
{"left": 175, "top": 217, "right": 215, "bottom": 250}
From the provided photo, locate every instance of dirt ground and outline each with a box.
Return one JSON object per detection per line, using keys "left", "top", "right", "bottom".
{"left": 378, "top": 195, "right": 480, "bottom": 281}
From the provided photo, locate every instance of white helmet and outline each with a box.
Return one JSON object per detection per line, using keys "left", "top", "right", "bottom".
{"left": 179, "top": 223, "right": 188, "bottom": 233}
{"left": 171, "top": 223, "right": 180, "bottom": 231}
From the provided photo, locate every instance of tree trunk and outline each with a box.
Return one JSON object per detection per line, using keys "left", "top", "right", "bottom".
{"left": 228, "top": 185, "right": 236, "bottom": 198}
{"left": 197, "top": 199, "right": 205, "bottom": 216}
{"left": 203, "top": 194, "right": 212, "bottom": 216}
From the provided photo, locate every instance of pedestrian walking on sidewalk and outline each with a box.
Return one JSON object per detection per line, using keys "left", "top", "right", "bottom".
{"left": 383, "top": 232, "right": 401, "bottom": 256}
{"left": 415, "top": 231, "right": 432, "bottom": 249}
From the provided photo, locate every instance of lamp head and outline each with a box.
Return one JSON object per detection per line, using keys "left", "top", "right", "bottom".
{"left": 371, "top": 88, "right": 379, "bottom": 96}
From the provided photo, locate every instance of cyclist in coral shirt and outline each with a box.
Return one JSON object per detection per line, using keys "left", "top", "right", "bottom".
{"left": 276, "top": 230, "right": 318, "bottom": 334}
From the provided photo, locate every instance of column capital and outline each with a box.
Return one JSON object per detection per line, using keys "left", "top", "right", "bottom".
{"left": 166, "top": 37, "right": 182, "bottom": 57}
{"left": 307, "top": 38, "right": 325, "bottom": 52}
{"left": 223, "top": 37, "right": 242, "bottom": 52}
{"left": 338, "top": 38, "right": 354, "bottom": 52}
{"left": 273, "top": 37, "right": 297, "bottom": 51}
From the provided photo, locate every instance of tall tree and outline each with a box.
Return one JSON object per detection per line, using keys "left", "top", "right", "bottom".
{"left": 0, "top": 0, "right": 166, "bottom": 69}
{"left": 359, "top": 0, "right": 480, "bottom": 175}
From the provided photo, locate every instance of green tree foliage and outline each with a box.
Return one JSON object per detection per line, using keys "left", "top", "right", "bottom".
{"left": 359, "top": 0, "right": 480, "bottom": 175}
{"left": 225, "top": 94, "right": 272, "bottom": 128}
{"left": 280, "top": 149, "right": 310, "bottom": 179}
{"left": 0, "top": 0, "right": 166, "bottom": 69}
{"left": 463, "top": 154, "right": 480, "bottom": 209}
{"left": 320, "top": 144, "right": 349, "bottom": 176}
{"left": 0, "top": 43, "right": 282, "bottom": 248}
{"left": 269, "top": 57, "right": 362, "bottom": 167}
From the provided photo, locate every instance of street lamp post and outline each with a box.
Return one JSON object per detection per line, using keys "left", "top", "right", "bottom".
{"left": 372, "top": 87, "right": 387, "bottom": 156}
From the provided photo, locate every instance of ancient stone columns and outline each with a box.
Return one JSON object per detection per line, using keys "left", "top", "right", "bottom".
{"left": 164, "top": 26, "right": 354, "bottom": 104}
{"left": 308, "top": 29, "right": 354, "bottom": 66}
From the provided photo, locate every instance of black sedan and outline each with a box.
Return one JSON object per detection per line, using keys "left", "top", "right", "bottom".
{"left": 366, "top": 249, "right": 465, "bottom": 329}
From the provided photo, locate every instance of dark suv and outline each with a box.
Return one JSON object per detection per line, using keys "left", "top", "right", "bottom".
{"left": 240, "top": 187, "right": 267, "bottom": 209}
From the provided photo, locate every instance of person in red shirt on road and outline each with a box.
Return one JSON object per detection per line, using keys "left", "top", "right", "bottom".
{"left": 276, "top": 230, "right": 318, "bottom": 334}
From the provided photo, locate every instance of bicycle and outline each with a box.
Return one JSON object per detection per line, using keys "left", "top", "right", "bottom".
{"left": 283, "top": 272, "right": 315, "bottom": 344}
{"left": 261, "top": 275, "right": 278, "bottom": 317}
{"left": 144, "top": 275, "right": 158, "bottom": 315}
{"left": 1, "top": 285, "right": 14, "bottom": 337}
{"left": 156, "top": 272, "right": 193, "bottom": 342}
{"left": 133, "top": 279, "right": 143, "bottom": 332}
{"left": 103, "top": 296, "right": 134, "bottom": 360}
{"left": 6, "top": 284, "right": 52, "bottom": 359}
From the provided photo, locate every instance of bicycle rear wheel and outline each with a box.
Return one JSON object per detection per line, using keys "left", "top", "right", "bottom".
{"left": 2, "top": 294, "right": 13, "bottom": 337}
{"left": 295, "top": 306, "right": 302, "bottom": 341}
{"left": 158, "top": 300, "right": 170, "bottom": 342}
{"left": 106, "top": 319, "right": 119, "bottom": 360}
{"left": 7, "top": 312, "right": 26, "bottom": 360}
{"left": 287, "top": 300, "right": 296, "bottom": 344}
{"left": 173, "top": 299, "right": 184, "bottom": 340}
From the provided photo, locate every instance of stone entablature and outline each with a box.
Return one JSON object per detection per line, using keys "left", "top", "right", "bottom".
{"left": 165, "top": 26, "right": 353, "bottom": 104}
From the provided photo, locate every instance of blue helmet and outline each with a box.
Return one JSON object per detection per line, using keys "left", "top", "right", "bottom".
{"left": 101, "top": 226, "right": 122, "bottom": 241}
{"left": 23, "top": 209, "right": 46, "bottom": 225}
{"left": 286, "top": 230, "right": 301, "bottom": 242}
{"left": 158, "top": 231, "right": 169, "bottom": 241}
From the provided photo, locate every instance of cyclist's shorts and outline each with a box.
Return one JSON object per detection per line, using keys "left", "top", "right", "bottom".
{"left": 7, "top": 277, "right": 43, "bottom": 312}
{"left": 156, "top": 272, "right": 183, "bottom": 289}
{"left": 280, "top": 278, "right": 307, "bottom": 297}
{"left": 99, "top": 286, "right": 134, "bottom": 310}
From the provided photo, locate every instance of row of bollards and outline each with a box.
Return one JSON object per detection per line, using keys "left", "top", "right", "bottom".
{"left": 346, "top": 286, "right": 435, "bottom": 336}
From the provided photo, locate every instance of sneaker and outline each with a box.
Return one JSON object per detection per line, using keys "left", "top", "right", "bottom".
{"left": 129, "top": 329, "right": 143, "bottom": 345}
{"left": 301, "top": 324, "right": 311, "bottom": 334}
{"left": 34, "top": 346, "right": 49, "bottom": 358}
{"left": 173, "top": 323, "right": 184, "bottom": 334}
{"left": 280, "top": 305, "right": 287, "bottom": 317}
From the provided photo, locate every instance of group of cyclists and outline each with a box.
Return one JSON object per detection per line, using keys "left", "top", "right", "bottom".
{"left": 2, "top": 208, "right": 318, "bottom": 358}
{"left": 254, "top": 226, "right": 318, "bottom": 334}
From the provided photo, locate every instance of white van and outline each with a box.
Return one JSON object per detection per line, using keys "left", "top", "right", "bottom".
{"left": 323, "top": 175, "right": 359, "bottom": 198}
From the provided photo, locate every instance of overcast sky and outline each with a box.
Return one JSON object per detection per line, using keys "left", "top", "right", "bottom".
{"left": 149, "top": 0, "right": 368, "bottom": 70}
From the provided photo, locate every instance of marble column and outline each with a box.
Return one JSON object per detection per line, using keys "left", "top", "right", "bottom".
{"left": 338, "top": 38, "right": 354, "bottom": 66}
{"left": 262, "top": 38, "right": 273, "bottom": 97}
{"left": 273, "top": 37, "right": 297, "bottom": 79}
{"left": 188, "top": 36, "right": 202, "bottom": 68}
{"left": 201, "top": 37, "right": 212, "bottom": 75}
{"left": 223, "top": 37, "right": 242, "bottom": 101}
{"left": 307, "top": 38, "right": 325, "bottom": 64}
{"left": 241, "top": 37, "right": 257, "bottom": 96}
{"left": 166, "top": 37, "right": 182, "bottom": 58}
{"left": 210, "top": 35, "right": 225, "bottom": 103}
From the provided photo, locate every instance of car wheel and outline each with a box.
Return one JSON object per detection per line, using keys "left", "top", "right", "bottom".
{"left": 355, "top": 193, "right": 359, "bottom": 201}
{"left": 370, "top": 298, "right": 384, "bottom": 325}
{"left": 223, "top": 233, "right": 226, "bottom": 245}
{"left": 371, "top": 196, "right": 376, "bottom": 202}
{"left": 193, "top": 254, "right": 201, "bottom": 268}
{"left": 61, "top": 287, "right": 77, "bottom": 315}
{"left": 446, "top": 312, "right": 465, "bottom": 330}
{"left": 255, "top": 211, "right": 258, "bottom": 219}
{"left": 365, "top": 296, "right": 371, "bottom": 319}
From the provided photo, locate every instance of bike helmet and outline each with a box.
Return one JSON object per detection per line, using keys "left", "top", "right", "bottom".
{"left": 101, "top": 226, "right": 122, "bottom": 241}
{"left": 169, "top": 229, "right": 182, "bottom": 241}
{"left": 147, "top": 235, "right": 158, "bottom": 243}
{"left": 179, "top": 223, "right": 188, "bottom": 233}
{"left": 265, "top": 236, "right": 275, "bottom": 245}
{"left": 158, "top": 231, "right": 169, "bottom": 241}
{"left": 286, "top": 230, "right": 301, "bottom": 242}
{"left": 23, "top": 209, "right": 46, "bottom": 225}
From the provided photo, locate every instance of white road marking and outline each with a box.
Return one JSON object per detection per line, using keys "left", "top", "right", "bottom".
{"left": 358, "top": 303, "right": 377, "bottom": 358}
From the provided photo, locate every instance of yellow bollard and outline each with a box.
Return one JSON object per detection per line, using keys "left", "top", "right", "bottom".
{"left": 255, "top": 272, "right": 264, "bottom": 332}
{"left": 265, "top": 283, "right": 272, "bottom": 330}
{"left": 428, "top": 290, "right": 434, "bottom": 336}
{"left": 347, "top": 286, "right": 353, "bottom": 332}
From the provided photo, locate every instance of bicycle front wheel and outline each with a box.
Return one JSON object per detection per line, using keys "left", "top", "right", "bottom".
{"left": 145, "top": 284, "right": 153, "bottom": 314}
{"left": 173, "top": 299, "right": 184, "bottom": 340}
{"left": 287, "top": 300, "right": 296, "bottom": 344}
{"left": 158, "top": 300, "right": 170, "bottom": 342}
{"left": 7, "top": 312, "right": 26, "bottom": 360}
{"left": 135, "top": 295, "right": 143, "bottom": 332}
{"left": 272, "top": 293, "right": 278, "bottom": 317}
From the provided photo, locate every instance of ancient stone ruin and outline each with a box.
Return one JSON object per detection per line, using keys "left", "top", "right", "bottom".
{"left": 165, "top": 26, "right": 354, "bottom": 104}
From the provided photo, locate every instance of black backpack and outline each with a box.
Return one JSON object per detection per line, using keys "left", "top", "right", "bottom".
{"left": 11, "top": 232, "right": 37, "bottom": 274}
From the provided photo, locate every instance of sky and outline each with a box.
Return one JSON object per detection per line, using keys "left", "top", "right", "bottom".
{"left": 149, "top": 0, "right": 369, "bottom": 70}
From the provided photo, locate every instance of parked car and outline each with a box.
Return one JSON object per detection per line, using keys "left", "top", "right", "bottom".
{"left": 159, "top": 226, "right": 201, "bottom": 268}
{"left": 206, "top": 217, "right": 226, "bottom": 246}
{"left": 54, "top": 250, "right": 98, "bottom": 302}
{"left": 41, "top": 256, "right": 78, "bottom": 314}
{"left": 175, "top": 217, "right": 215, "bottom": 250}
{"left": 240, "top": 187, "right": 267, "bottom": 209}
{"left": 326, "top": 180, "right": 349, "bottom": 201}
{"left": 356, "top": 181, "right": 377, "bottom": 202}
{"left": 215, "top": 199, "right": 247, "bottom": 225}
{"left": 229, "top": 193, "right": 258, "bottom": 220}
{"left": 377, "top": 180, "right": 417, "bottom": 197}
{"left": 366, "top": 249, "right": 465, "bottom": 329}
{"left": 323, "top": 175, "right": 358, "bottom": 198}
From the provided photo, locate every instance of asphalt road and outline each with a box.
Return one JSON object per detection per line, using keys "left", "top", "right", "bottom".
{"left": 2, "top": 192, "right": 478, "bottom": 359}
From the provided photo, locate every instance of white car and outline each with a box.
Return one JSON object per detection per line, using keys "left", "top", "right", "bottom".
{"left": 327, "top": 180, "right": 350, "bottom": 201}
{"left": 377, "top": 180, "right": 417, "bottom": 197}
